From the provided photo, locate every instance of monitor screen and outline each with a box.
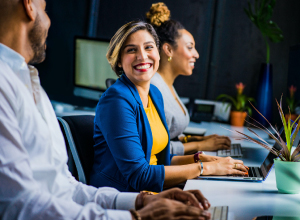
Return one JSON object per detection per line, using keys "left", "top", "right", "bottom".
{"left": 73, "top": 37, "right": 118, "bottom": 100}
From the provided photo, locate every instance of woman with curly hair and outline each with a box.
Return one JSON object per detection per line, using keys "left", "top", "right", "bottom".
{"left": 148, "top": 2, "right": 232, "bottom": 156}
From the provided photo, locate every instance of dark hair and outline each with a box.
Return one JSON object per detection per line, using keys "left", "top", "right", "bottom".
{"left": 107, "top": 21, "right": 159, "bottom": 76}
{"left": 146, "top": 2, "right": 184, "bottom": 50}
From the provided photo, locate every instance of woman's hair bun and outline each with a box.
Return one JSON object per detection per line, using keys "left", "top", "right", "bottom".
{"left": 146, "top": 2, "right": 170, "bottom": 27}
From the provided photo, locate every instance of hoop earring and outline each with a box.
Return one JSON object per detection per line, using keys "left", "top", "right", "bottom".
{"left": 168, "top": 57, "right": 172, "bottom": 62}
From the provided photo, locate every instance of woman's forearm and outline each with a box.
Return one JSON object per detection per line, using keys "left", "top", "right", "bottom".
{"left": 171, "top": 155, "right": 194, "bottom": 165}
{"left": 183, "top": 142, "right": 200, "bottom": 155}
{"left": 164, "top": 163, "right": 201, "bottom": 188}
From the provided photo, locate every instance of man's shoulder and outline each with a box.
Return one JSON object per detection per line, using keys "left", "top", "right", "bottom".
{"left": 0, "top": 60, "right": 18, "bottom": 91}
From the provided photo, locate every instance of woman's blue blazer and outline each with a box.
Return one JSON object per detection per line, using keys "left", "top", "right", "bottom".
{"left": 90, "top": 74, "right": 175, "bottom": 192}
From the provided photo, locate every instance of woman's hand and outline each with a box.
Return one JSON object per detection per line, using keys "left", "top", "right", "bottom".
{"left": 195, "top": 135, "right": 231, "bottom": 151}
{"left": 137, "top": 199, "right": 211, "bottom": 220}
{"left": 199, "top": 154, "right": 222, "bottom": 162}
{"left": 143, "top": 188, "right": 210, "bottom": 210}
{"left": 202, "top": 157, "right": 248, "bottom": 176}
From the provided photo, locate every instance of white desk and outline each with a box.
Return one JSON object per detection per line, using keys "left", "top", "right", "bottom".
{"left": 185, "top": 122, "right": 300, "bottom": 219}
{"left": 188, "top": 121, "right": 273, "bottom": 140}
{"left": 188, "top": 121, "right": 276, "bottom": 165}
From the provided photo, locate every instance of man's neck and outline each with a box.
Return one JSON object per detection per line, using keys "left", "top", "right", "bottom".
{"left": 0, "top": 24, "right": 31, "bottom": 63}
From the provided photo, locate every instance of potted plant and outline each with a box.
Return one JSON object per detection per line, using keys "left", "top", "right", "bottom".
{"left": 244, "top": 0, "right": 284, "bottom": 126}
{"left": 217, "top": 82, "right": 255, "bottom": 127}
{"left": 234, "top": 98, "right": 300, "bottom": 194}
{"left": 285, "top": 85, "right": 299, "bottom": 121}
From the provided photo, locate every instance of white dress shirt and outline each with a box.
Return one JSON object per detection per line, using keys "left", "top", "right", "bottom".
{"left": 0, "top": 43, "right": 137, "bottom": 219}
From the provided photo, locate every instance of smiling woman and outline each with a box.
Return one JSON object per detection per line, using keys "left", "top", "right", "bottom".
{"left": 118, "top": 30, "right": 160, "bottom": 94}
{"left": 90, "top": 20, "right": 248, "bottom": 193}
{"left": 148, "top": 2, "right": 233, "bottom": 155}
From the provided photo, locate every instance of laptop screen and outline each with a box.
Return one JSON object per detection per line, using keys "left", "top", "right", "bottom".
{"left": 260, "top": 145, "right": 280, "bottom": 177}
{"left": 260, "top": 128, "right": 285, "bottom": 178}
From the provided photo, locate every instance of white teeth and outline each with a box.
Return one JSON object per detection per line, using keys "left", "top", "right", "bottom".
{"left": 189, "top": 63, "right": 195, "bottom": 66}
{"left": 136, "top": 64, "right": 151, "bottom": 69}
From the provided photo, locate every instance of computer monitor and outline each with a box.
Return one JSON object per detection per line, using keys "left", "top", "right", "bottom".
{"left": 73, "top": 36, "right": 118, "bottom": 101}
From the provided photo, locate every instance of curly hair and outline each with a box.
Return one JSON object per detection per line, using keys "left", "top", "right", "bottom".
{"left": 106, "top": 21, "right": 160, "bottom": 76}
{"left": 146, "top": 2, "right": 184, "bottom": 50}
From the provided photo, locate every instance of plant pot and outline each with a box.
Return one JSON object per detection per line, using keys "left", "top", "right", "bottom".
{"left": 284, "top": 114, "right": 298, "bottom": 122}
{"left": 230, "top": 111, "right": 247, "bottom": 127}
{"left": 274, "top": 159, "right": 300, "bottom": 194}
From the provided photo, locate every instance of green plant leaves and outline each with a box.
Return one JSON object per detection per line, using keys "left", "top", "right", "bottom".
{"left": 216, "top": 94, "right": 254, "bottom": 116}
{"left": 229, "top": 96, "right": 300, "bottom": 162}
{"left": 244, "top": 0, "right": 283, "bottom": 63}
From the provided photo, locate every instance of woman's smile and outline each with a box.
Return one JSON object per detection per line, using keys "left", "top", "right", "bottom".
{"left": 133, "top": 63, "right": 153, "bottom": 72}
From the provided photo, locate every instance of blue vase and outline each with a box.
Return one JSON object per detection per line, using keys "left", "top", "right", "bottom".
{"left": 255, "top": 63, "right": 273, "bottom": 126}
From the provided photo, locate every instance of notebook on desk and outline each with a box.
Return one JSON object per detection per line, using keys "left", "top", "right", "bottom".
{"left": 183, "top": 127, "right": 207, "bottom": 136}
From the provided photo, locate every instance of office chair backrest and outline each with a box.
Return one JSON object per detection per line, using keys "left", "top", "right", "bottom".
{"left": 58, "top": 119, "right": 78, "bottom": 179}
{"left": 58, "top": 115, "right": 95, "bottom": 184}
{"left": 105, "top": 78, "right": 116, "bottom": 88}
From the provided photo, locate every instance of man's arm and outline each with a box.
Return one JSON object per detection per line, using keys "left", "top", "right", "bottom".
{"left": 0, "top": 86, "right": 132, "bottom": 220}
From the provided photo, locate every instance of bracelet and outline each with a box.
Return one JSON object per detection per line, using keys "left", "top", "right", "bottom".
{"left": 200, "top": 161, "right": 204, "bottom": 175}
{"left": 130, "top": 209, "right": 141, "bottom": 220}
{"left": 194, "top": 151, "right": 203, "bottom": 163}
{"left": 183, "top": 135, "right": 191, "bottom": 143}
{"left": 135, "top": 191, "right": 155, "bottom": 210}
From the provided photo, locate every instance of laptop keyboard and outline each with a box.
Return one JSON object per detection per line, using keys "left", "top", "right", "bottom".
{"left": 217, "top": 143, "right": 242, "bottom": 157}
{"left": 209, "top": 206, "right": 228, "bottom": 220}
{"left": 248, "top": 167, "right": 263, "bottom": 178}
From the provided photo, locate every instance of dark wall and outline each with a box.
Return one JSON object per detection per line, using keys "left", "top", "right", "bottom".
{"left": 204, "top": 0, "right": 300, "bottom": 122}
{"left": 37, "top": 0, "right": 300, "bottom": 121}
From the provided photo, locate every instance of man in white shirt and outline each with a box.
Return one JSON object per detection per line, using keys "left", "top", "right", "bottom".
{"left": 0, "top": 0, "right": 211, "bottom": 219}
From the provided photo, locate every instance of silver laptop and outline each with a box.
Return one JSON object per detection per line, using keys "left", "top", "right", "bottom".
{"left": 209, "top": 206, "right": 228, "bottom": 220}
{"left": 217, "top": 143, "right": 242, "bottom": 157}
{"left": 198, "top": 142, "right": 281, "bottom": 182}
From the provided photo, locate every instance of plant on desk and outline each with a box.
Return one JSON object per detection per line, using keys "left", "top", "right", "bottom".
{"left": 285, "top": 85, "right": 299, "bottom": 121}
{"left": 234, "top": 97, "right": 300, "bottom": 194}
{"left": 217, "top": 82, "right": 255, "bottom": 127}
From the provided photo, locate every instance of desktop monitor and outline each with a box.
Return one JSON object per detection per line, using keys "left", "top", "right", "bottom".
{"left": 73, "top": 36, "right": 118, "bottom": 101}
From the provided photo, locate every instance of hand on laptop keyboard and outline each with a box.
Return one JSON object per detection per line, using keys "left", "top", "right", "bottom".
{"left": 202, "top": 157, "right": 248, "bottom": 176}
{"left": 193, "top": 134, "right": 232, "bottom": 151}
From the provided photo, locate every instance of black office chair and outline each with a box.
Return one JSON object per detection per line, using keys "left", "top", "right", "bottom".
{"left": 105, "top": 78, "right": 116, "bottom": 88}
{"left": 57, "top": 115, "right": 95, "bottom": 184}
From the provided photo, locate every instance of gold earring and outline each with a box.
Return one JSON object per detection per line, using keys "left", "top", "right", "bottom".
{"left": 168, "top": 56, "right": 172, "bottom": 62}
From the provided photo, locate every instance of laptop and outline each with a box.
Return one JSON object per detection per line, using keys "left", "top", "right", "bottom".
{"left": 217, "top": 143, "right": 243, "bottom": 157}
{"left": 198, "top": 142, "right": 281, "bottom": 182}
{"left": 209, "top": 206, "right": 228, "bottom": 220}
{"left": 217, "top": 125, "right": 292, "bottom": 162}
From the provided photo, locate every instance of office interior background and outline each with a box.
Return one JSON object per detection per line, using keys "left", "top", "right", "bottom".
{"left": 36, "top": 0, "right": 300, "bottom": 124}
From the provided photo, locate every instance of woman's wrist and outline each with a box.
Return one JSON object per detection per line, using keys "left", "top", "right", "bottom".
{"left": 201, "top": 162, "right": 213, "bottom": 175}
{"left": 194, "top": 151, "right": 203, "bottom": 163}
{"left": 182, "top": 135, "right": 191, "bottom": 143}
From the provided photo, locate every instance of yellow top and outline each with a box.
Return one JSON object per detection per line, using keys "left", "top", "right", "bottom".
{"left": 144, "top": 96, "right": 168, "bottom": 165}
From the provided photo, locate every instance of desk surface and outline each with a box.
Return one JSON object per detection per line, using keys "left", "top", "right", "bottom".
{"left": 185, "top": 121, "right": 300, "bottom": 220}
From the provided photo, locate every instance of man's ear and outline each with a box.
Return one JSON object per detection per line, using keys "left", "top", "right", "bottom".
{"left": 162, "top": 43, "right": 173, "bottom": 57}
{"left": 22, "top": 0, "right": 35, "bottom": 21}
